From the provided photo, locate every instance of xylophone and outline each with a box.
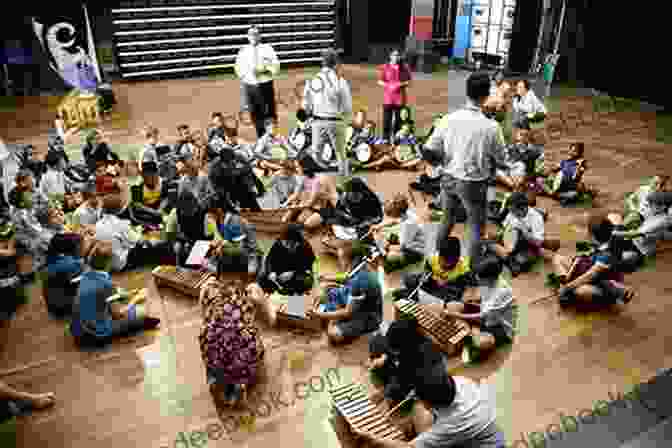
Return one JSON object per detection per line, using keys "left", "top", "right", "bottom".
{"left": 330, "top": 382, "right": 408, "bottom": 441}
{"left": 152, "top": 265, "right": 214, "bottom": 298}
{"left": 241, "top": 207, "right": 305, "bottom": 234}
{"left": 393, "top": 299, "right": 471, "bottom": 356}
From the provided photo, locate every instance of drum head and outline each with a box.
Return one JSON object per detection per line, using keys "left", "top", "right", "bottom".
{"left": 291, "top": 133, "right": 306, "bottom": 149}
{"left": 355, "top": 143, "right": 371, "bottom": 162}
{"left": 322, "top": 142, "right": 334, "bottom": 161}
{"left": 332, "top": 225, "right": 357, "bottom": 240}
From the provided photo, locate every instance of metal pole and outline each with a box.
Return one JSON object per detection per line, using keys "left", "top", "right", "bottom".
{"left": 552, "top": 0, "right": 566, "bottom": 56}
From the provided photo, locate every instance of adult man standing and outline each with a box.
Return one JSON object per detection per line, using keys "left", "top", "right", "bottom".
{"left": 424, "top": 72, "right": 507, "bottom": 268}
{"left": 302, "top": 49, "right": 353, "bottom": 176}
{"left": 235, "top": 25, "right": 280, "bottom": 139}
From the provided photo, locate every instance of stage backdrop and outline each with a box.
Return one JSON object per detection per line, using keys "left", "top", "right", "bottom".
{"left": 30, "top": 3, "right": 101, "bottom": 92}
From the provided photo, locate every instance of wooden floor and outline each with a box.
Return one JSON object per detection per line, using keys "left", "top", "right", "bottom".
{"left": 1, "top": 66, "right": 671, "bottom": 448}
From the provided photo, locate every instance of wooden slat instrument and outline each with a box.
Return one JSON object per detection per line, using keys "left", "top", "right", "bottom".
{"left": 240, "top": 206, "right": 306, "bottom": 234}
{"left": 393, "top": 299, "right": 471, "bottom": 356}
{"left": 330, "top": 383, "right": 408, "bottom": 441}
{"left": 152, "top": 265, "right": 214, "bottom": 298}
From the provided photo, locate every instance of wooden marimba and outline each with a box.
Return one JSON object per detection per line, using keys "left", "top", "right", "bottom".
{"left": 393, "top": 299, "right": 471, "bottom": 356}
{"left": 152, "top": 265, "right": 213, "bottom": 298}
{"left": 240, "top": 207, "right": 304, "bottom": 234}
{"left": 330, "top": 383, "right": 408, "bottom": 441}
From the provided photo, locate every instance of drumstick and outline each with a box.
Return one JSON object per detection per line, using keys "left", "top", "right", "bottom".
{"left": 383, "top": 395, "right": 414, "bottom": 418}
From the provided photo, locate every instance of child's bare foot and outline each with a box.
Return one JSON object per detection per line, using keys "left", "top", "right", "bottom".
{"left": 30, "top": 393, "right": 56, "bottom": 409}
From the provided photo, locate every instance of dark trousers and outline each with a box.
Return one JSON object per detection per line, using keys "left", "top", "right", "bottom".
{"left": 126, "top": 241, "right": 176, "bottom": 270}
{"left": 383, "top": 104, "right": 403, "bottom": 141}
{"left": 257, "top": 270, "right": 313, "bottom": 295}
{"left": 241, "top": 81, "right": 277, "bottom": 138}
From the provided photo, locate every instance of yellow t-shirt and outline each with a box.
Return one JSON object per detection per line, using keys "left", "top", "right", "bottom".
{"left": 143, "top": 181, "right": 162, "bottom": 207}
{"left": 429, "top": 255, "right": 470, "bottom": 284}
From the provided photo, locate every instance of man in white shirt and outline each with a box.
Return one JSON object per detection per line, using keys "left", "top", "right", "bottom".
{"left": 302, "top": 49, "right": 353, "bottom": 176}
{"left": 234, "top": 25, "right": 280, "bottom": 139}
{"left": 424, "top": 72, "right": 507, "bottom": 269}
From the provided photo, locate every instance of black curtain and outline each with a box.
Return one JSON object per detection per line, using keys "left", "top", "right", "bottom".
{"left": 580, "top": 1, "right": 670, "bottom": 107}
{"left": 507, "top": 0, "right": 543, "bottom": 74}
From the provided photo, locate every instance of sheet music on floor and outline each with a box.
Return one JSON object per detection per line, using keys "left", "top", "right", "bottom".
{"left": 286, "top": 295, "right": 306, "bottom": 318}
{"left": 186, "top": 241, "right": 211, "bottom": 266}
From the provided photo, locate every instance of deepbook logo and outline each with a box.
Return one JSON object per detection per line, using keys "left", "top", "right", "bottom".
{"left": 162, "top": 367, "right": 342, "bottom": 447}
{"left": 507, "top": 385, "right": 643, "bottom": 447}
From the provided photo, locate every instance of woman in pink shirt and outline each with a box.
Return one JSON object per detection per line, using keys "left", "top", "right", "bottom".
{"left": 378, "top": 49, "right": 412, "bottom": 142}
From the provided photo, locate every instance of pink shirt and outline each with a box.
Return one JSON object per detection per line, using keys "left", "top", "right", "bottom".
{"left": 379, "top": 63, "right": 412, "bottom": 106}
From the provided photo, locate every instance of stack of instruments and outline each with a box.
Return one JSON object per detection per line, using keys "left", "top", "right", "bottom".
{"left": 152, "top": 265, "right": 214, "bottom": 298}
{"left": 330, "top": 383, "right": 408, "bottom": 441}
{"left": 393, "top": 299, "right": 471, "bottom": 356}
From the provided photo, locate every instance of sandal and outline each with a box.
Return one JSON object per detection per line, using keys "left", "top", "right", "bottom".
{"left": 621, "top": 289, "right": 636, "bottom": 305}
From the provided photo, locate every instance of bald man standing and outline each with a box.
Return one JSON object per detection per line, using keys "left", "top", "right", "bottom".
{"left": 235, "top": 25, "right": 280, "bottom": 138}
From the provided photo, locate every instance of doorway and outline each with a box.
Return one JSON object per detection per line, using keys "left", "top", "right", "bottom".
{"left": 367, "top": 0, "right": 412, "bottom": 62}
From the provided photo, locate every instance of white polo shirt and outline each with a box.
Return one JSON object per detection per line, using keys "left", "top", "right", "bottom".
{"left": 235, "top": 43, "right": 280, "bottom": 85}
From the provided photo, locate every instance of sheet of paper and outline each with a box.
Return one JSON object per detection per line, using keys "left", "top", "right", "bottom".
{"left": 185, "top": 240, "right": 210, "bottom": 266}
{"left": 286, "top": 295, "right": 305, "bottom": 318}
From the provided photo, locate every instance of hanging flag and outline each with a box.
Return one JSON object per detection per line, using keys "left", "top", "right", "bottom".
{"left": 31, "top": 3, "right": 101, "bottom": 92}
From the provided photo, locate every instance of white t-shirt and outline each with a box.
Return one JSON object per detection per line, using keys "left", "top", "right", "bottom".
{"left": 415, "top": 377, "right": 500, "bottom": 448}
{"left": 503, "top": 207, "right": 545, "bottom": 243}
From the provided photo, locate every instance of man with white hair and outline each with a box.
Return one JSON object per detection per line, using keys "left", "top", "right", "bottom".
{"left": 302, "top": 49, "right": 353, "bottom": 176}
{"left": 234, "top": 25, "right": 280, "bottom": 138}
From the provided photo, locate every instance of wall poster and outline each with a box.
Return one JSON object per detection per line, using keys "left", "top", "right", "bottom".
{"left": 31, "top": 3, "right": 101, "bottom": 92}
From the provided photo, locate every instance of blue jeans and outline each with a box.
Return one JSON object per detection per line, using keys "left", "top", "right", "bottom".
{"left": 440, "top": 176, "right": 488, "bottom": 267}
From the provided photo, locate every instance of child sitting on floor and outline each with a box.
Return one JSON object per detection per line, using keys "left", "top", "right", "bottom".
{"left": 72, "top": 181, "right": 101, "bottom": 228}
{"left": 371, "top": 194, "right": 425, "bottom": 272}
{"left": 440, "top": 256, "right": 516, "bottom": 363}
{"left": 539, "top": 142, "right": 596, "bottom": 205}
{"left": 367, "top": 319, "right": 445, "bottom": 407}
{"left": 205, "top": 198, "right": 260, "bottom": 280}
{"left": 38, "top": 150, "right": 69, "bottom": 202}
{"left": 288, "top": 109, "right": 312, "bottom": 153}
{"left": 551, "top": 213, "right": 636, "bottom": 308}
{"left": 264, "top": 160, "right": 300, "bottom": 208}
{"left": 496, "top": 125, "right": 544, "bottom": 191}
{"left": 487, "top": 192, "right": 558, "bottom": 276}
{"left": 624, "top": 174, "right": 672, "bottom": 259}
{"left": 254, "top": 119, "right": 290, "bottom": 175}
{"left": 70, "top": 241, "right": 160, "bottom": 347}
{"left": 363, "top": 122, "right": 422, "bottom": 171}
{"left": 394, "top": 235, "right": 473, "bottom": 303}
